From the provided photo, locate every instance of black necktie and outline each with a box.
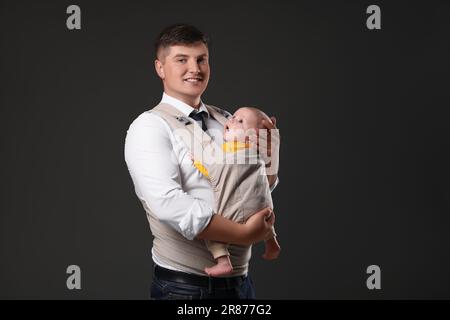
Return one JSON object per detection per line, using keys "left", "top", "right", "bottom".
{"left": 189, "top": 110, "right": 208, "bottom": 132}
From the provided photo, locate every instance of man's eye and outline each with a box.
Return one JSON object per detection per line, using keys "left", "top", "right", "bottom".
{"left": 178, "top": 59, "right": 187, "bottom": 63}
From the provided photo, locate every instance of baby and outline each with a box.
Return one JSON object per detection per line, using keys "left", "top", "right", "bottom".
{"left": 193, "top": 107, "right": 281, "bottom": 277}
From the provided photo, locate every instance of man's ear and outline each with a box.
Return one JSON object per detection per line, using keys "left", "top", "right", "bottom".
{"left": 155, "top": 59, "right": 165, "bottom": 80}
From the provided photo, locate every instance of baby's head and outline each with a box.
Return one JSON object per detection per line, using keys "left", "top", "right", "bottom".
{"left": 224, "top": 107, "right": 271, "bottom": 142}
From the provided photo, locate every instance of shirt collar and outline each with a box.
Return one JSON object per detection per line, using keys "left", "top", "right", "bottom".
{"left": 161, "top": 93, "right": 209, "bottom": 118}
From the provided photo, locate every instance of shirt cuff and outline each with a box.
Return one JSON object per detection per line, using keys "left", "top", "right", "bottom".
{"left": 178, "top": 200, "right": 214, "bottom": 240}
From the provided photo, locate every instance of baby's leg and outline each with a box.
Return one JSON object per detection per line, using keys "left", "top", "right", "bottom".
{"left": 263, "top": 226, "right": 281, "bottom": 260}
{"left": 205, "top": 256, "right": 233, "bottom": 277}
{"left": 263, "top": 236, "right": 281, "bottom": 260}
{"left": 205, "top": 240, "right": 233, "bottom": 276}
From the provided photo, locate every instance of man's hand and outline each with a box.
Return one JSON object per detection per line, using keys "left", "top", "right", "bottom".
{"left": 250, "top": 116, "right": 280, "bottom": 182}
{"left": 262, "top": 116, "right": 278, "bottom": 159}
{"left": 242, "top": 207, "right": 275, "bottom": 245}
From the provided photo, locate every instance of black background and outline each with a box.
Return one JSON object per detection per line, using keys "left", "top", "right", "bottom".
{"left": 1, "top": 0, "right": 449, "bottom": 299}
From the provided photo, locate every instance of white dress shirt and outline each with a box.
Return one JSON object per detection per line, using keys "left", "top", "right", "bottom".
{"left": 124, "top": 93, "right": 278, "bottom": 270}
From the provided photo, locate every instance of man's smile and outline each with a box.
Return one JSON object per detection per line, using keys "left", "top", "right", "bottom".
{"left": 183, "top": 76, "right": 203, "bottom": 84}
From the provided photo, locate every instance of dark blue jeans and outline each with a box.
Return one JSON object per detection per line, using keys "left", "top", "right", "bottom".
{"left": 150, "top": 272, "right": 256, "bottom": 300}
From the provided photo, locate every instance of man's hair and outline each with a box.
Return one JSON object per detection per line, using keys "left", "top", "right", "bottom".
{"left": 155, "top": 24, "right": 209, "bottom": 60}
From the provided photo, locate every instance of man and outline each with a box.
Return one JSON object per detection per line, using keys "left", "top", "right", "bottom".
{"left": 124, "top": 24, "right": 279, "bottom": 299}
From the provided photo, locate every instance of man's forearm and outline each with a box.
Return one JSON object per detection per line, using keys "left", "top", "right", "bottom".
{"left": 196, "top": 214, "right": 248, "bottom": 245}
{"left": 197, "top": 208, "right": 275, "bottom": 246}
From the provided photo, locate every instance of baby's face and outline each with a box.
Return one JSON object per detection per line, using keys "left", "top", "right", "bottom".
{"left": 224, "top": 108, "right": 260, "bottom": 142}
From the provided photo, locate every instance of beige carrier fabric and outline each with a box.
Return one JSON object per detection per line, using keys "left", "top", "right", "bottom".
{"left": 142, "top": 103, "right": 251, "bottom": 276}
{"left": 203, "top": 145, "right": 275, "bottom": 259}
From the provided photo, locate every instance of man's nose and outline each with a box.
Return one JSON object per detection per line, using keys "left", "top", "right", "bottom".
{"left": 187, "top": 60, "right": 201, "bottom": 73}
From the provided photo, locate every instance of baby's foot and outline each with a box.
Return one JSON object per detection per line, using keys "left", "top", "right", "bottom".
{"left": 262, "top": 238, "right": 281, "bottom": 260}
{"left": 204, "top": 256, "right": 233, "bottom": 277}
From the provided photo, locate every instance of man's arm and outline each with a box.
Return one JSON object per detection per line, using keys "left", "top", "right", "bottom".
{"left": 125, "top": 113, "right": 213, "bottom": 240}
{"left": 196, "top": 208, "right": 275, "bottom": 246}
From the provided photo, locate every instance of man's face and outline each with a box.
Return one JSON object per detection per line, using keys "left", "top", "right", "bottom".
{"left": 155, "top": 42, "right": 210, "bottom": 106}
